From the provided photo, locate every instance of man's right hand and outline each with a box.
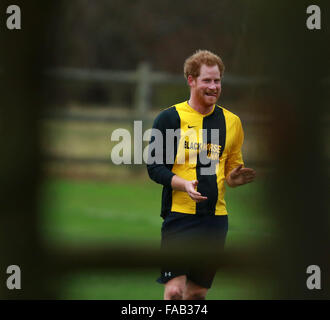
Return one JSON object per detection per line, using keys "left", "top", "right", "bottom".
{"left": 184, "top": 180, "right": 208, "bottom": 203}
{"left": 171, "top": 175, "right": 208, "bottom": 203}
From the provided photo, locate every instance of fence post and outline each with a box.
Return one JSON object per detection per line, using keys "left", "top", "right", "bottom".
{"left": 131, "top": 62, "right": 152, "bottom": 173}
{"left": 134, "top": 62, "right": 151, "bottom": 117}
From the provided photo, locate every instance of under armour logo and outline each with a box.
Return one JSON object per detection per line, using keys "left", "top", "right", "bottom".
{"left": 164, "top": 272, "right": 171, "bottom": 277}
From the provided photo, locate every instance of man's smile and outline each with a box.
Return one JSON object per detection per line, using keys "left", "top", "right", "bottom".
{"left": 205, "top": 91, "right": 218, "bottom": 97}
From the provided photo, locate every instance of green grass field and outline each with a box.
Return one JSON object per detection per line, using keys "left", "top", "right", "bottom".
{"left": 40, "top": 176, "right": 276, "bottom": 299}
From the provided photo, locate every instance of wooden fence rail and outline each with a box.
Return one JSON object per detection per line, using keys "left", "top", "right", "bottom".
{"left": 45, "top": 62, "right": 270, "bottom": 117}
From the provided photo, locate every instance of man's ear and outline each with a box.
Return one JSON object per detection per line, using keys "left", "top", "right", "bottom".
{"left": 187, "top": 75, "right": 195, "bottom": 88}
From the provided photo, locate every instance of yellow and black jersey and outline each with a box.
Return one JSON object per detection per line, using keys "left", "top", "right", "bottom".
{"left": 147, "top": 101, "right": 244, "bottom": 217}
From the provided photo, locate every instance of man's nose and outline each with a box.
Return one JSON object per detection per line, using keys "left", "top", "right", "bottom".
{"left": 209, "top": 82, "right": 217, "bottom": 90}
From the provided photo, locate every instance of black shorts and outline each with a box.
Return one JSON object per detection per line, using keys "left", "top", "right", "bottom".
{"left": 157, "top": 212, "right": 228, "bottom": 289}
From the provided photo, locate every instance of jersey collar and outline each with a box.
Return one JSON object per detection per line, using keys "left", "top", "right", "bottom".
{"left": 185, "top": 101, "right": 215, "bottom": 117}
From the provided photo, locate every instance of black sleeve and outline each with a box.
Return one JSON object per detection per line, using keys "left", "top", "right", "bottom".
{"left": 146, "top": 106, "right": 180, "bottom": 188}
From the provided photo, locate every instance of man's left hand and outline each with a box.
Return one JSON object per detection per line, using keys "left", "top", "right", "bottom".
{"left": 226, "top": 164, "right": 256, "bottom": 187}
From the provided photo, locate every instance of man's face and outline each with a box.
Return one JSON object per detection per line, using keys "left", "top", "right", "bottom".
{"left": 188, "top": 64, "right": 221, "bottom": 108}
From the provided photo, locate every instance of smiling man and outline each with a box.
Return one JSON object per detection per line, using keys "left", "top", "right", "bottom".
{"left": 147, "top": 50, "right": 256, "bottom": 300}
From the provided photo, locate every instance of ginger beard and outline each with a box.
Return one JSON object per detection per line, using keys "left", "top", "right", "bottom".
{"left": 196, "top": 85, "right": 220, "bottom": 107}
{"left": 189, "top": 64, "right": 221, "bottom": 109}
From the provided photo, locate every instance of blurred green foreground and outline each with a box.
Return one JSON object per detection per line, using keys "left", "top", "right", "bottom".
{"left": 40, "top": 177, "right": 276, "bottom": 299}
